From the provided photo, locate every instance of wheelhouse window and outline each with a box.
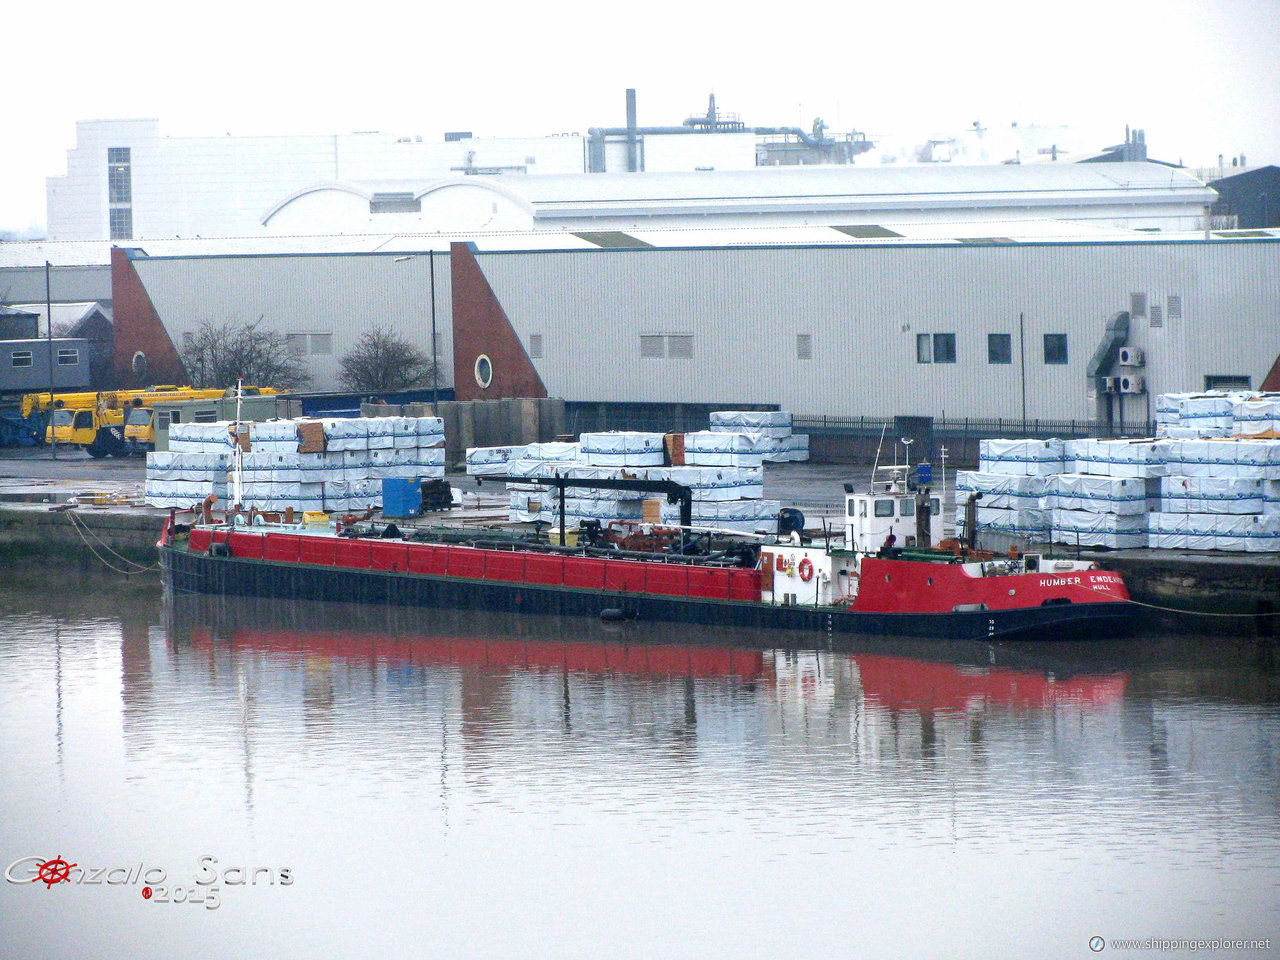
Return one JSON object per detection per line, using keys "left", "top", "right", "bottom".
{"left": 874, "top": 500, "right": 894, "bottom": 517}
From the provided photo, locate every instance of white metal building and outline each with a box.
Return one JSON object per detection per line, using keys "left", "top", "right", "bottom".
{"left": 47, "top": 117, "right": 1216, "bottom": 241}
{"left": 110, "top": 231, "right": 1280, "bottom": 426}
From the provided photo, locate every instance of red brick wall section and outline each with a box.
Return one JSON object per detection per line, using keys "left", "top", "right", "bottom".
{"left": 110, "top": 247, "right": 187, "bottom": 388}
{"left": 1263, "top": 348, "right": 1280, "bottom": 391}
{"left": 450, "top": 242, "right": 546, "bottom": 401}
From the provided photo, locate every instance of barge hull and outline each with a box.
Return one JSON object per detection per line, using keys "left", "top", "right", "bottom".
{"left": 160, "top": 547, "right": 1134, "bottom": 642}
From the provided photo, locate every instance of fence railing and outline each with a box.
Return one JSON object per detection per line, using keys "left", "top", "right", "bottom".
{"left": 791, "top": 415, "right": 1156, "bottom": 440}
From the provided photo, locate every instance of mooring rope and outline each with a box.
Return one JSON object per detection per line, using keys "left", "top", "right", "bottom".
{"left": 62, "top": 510, "right": 160, "bottom": 575}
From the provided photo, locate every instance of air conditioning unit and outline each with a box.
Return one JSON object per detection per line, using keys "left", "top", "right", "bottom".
{"left": 1100, "top": 376, "right": 1119, "bottom": 393}
{"left": 1118, "top": 346, "right": 1145, "bottom": 367}
{"left": 1119, "top": 374, "right": 1146, "bottom": 394}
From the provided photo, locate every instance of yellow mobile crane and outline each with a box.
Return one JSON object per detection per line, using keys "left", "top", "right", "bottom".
{"left": 24, "top": 385, "right": 277, "bottom": 457}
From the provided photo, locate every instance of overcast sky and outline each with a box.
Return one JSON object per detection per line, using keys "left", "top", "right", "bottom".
{"left": 4, "top": 0, "right": 1278, "bottom": 237}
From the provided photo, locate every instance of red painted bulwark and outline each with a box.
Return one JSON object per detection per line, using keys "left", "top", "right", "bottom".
{"left": 450, "top": 242, "right": 547, "bottom": 401}
{"left": 110, "top": 248, "right": 187, "bottom": 387}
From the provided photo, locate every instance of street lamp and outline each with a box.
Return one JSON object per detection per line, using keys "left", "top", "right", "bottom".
{"left": 394, "top": 252, "right": 439, "bottom": 405}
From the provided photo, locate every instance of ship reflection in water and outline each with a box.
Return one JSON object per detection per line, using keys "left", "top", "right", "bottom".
{"left": 2, "top": 582, "right": 1277, "bottom": 960}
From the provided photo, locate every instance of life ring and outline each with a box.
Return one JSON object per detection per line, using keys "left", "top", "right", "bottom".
{"left": 798, "top": 558, "right": 814, "bottom": 582}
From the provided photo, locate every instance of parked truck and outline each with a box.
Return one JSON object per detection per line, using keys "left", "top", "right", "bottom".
{"left": 24, "top": 385, "right": 277, "bottom": 457}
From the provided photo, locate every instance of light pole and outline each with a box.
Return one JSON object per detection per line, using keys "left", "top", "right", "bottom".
{"left": 394, "top": 252, "right": 439, "bottom": 405}
{"left": 44, "top": 261, "right": 57, "bottom": 460}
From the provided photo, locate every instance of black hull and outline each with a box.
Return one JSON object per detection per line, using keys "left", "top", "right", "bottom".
{"left": 159, "top": 547, "right": 1137, "bottom": 642}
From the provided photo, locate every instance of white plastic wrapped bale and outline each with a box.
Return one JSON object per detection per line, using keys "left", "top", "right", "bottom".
{"left": 505, "top": 458, "right": 561, "bottom": 480}
{"left": 1170, "top": 513, "right": 1278, "bottom": 552}
{"left": 391, "top": 446, "right": 446, "bottom": 479}
{"left": 146, "top": 451, "right": 230, "bottom": 483}
{"left": 785, "top": 433, "right": 810, "bottom": 462}
{"left": 167, "top": 422, "right": 236, "bottom": 454}
{"left": 1242, "top": 515, "right": 1280, "bottom": 552}
{"left": 1092, "top": 440, "right": 1166, "bottom": 478}
{"left": 465, "top": 446, "right": 527, "bottom": 476}
{"left": 955, "top": 505, "right": 1050, "bottom": 540}
{"left": 296, "top": 452, "right": 330, "bottom": 484}
{"left": 144, "top": 478, "right": 228, "bottom": 508}
{"left": 508, "top": 490, "right": 546, "bottom": 523}
{"left": 342, "top": 449, "right": 371, "bottom": 481}
{"left": 954, "top": 471, "right": 1046, "bottom": 510}
{"left": 1047, "top": 474, "right": 1152, "bottom": 515}
{"left": 553, "top": 497, "right": 645, "bottom": 525}
{"left": 1155, "top": 439, "right": 1280, "bottom": 479}
{"left": 668, "top": 466, "right": 764, "bottom": 502}
{"left": 415, "top": 417, "right": 445, "bottom": 448}
{"left": 365, "top": 417, "right": 396, "bottom": 450}
{"left": 323, "top": 480, "right": 349, "bottom": 512}
{"left": 1175, "top": 394, "right": 1236, "bottom": 437}
{"left": 1049, "top": 509, "right": 1148, "bottom": 549}
{"left": 1233, "top": 398, "right": 1280, "bottom": 439}
{"left": 247, "top": 420, "right": 299, "bottom": 453}
{"left": 1159, "top": 476, "right": 1266, "bottom": 514}
{"left": 661, "top": 498, "right": 783, "bottom": 534}
{"left": 709, "top": 410, "right": 793, "bottom": 438}
{"left": 580, "top": 432, "right": 665, "bottom": 467}
{"left": 682, "top": 431, "right": 764, "bottom": 468}
{"left": 978, "top": 438, "right": 1065, "bottom": 476}
{"left": 523, "top": 441, "right": 582, "bottom": 464}
{"left": 322, "top": 418, "right": 368, "bottom": 452}
{"left": 1266, "top": 481, "right": 1280, "bottom": 515}
{"left": 298, "top": 483, "right": 325, "bottom": 511}
{"left": 1148, "top": 512, "right": 1186, "bottom": 549}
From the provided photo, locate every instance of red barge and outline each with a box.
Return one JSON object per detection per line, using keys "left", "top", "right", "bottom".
{"left": 159, "top": 467, "right": 1136, "bottom": 642}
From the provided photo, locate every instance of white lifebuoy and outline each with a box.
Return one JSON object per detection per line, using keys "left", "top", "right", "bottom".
{"left": 798, "top": 558, "right": 814, "bottom": 582}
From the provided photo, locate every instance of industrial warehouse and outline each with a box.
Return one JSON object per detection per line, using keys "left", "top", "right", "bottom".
{"left": 100, "top": 230, "right": 1280, "bottom": 431}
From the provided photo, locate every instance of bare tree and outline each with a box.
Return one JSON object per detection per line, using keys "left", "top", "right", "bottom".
{"left": 339, "top": 325, "right": 435, "bottom": 393}
{"left": 180, "top": 318, "right": 311, "bottom": 389}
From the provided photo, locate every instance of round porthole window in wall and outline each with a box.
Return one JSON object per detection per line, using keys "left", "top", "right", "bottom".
{"left": 474, "top": 354, "right": 493, "bottom": 389}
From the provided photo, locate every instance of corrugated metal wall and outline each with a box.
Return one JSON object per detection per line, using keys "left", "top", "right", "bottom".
{"left": 474, "top": 240, "right": 1280, "bottom": 421}
{"left": 134, "top": 252, "right": 453, "bottom": 391}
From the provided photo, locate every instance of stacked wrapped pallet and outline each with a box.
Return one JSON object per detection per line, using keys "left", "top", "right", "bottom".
{"left": 1156, "top": 390, "right": 1280, "bottom": 438}
{"left": 1149, "top": 438, "right": 1280, "bottom": 552}
{"left": 956, "top": 432, "right": 1280, "bottom": 552}
{"left": 466, "top": 431, "right": 780, "bottom": 533}
{"left": 706, "top": 410, "right": 810, "bottom": 462}
{"left": 146, "top": 416, "right": 445, "bottom": 512}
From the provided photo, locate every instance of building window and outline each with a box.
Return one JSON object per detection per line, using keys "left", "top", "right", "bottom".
{"left": 916, "top": 334, "right": 932, "bottom": 363}
{"left": 1130, "top": 292, "right": 1147, "bottom": 319}
{"left": 1043, "top": 334, "right": 1068, "bottom": 365}
{"left": 56, "top": 349, "right": 79, "bottom": 365}
{"left": 285, "top": 332, "right": 333, "bottom": 356}
{"left": 108, "top": 147, "right": 131, "bottom": 203}
{"left": 10, "top": 350, "right": 33, "bottom": 368}
{"left": 1149, "top": 304, "right": 1163, "bottom": 327}
{"left": 1167, "top": 294, "right": 1182, "bottom": 319}
{"left": 932, "top": 333, "right": 956, "bottom": 363}
{"left": 528, "top": 334, "right": 544, "bottom": 359}
{"left": 667, "top": 334, "right": 693, "bottom": 359}
{"left": 796, "top": 333, "right": 813, "bottom": 360}
{"left": 109, "top": 207, "right": 133, "bottom": 240}
{"left": 639, "top": 334, "right": 693, "bottom": 359}
{"left": 987, "top": 333, "right": 1012, "bottom": 364}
